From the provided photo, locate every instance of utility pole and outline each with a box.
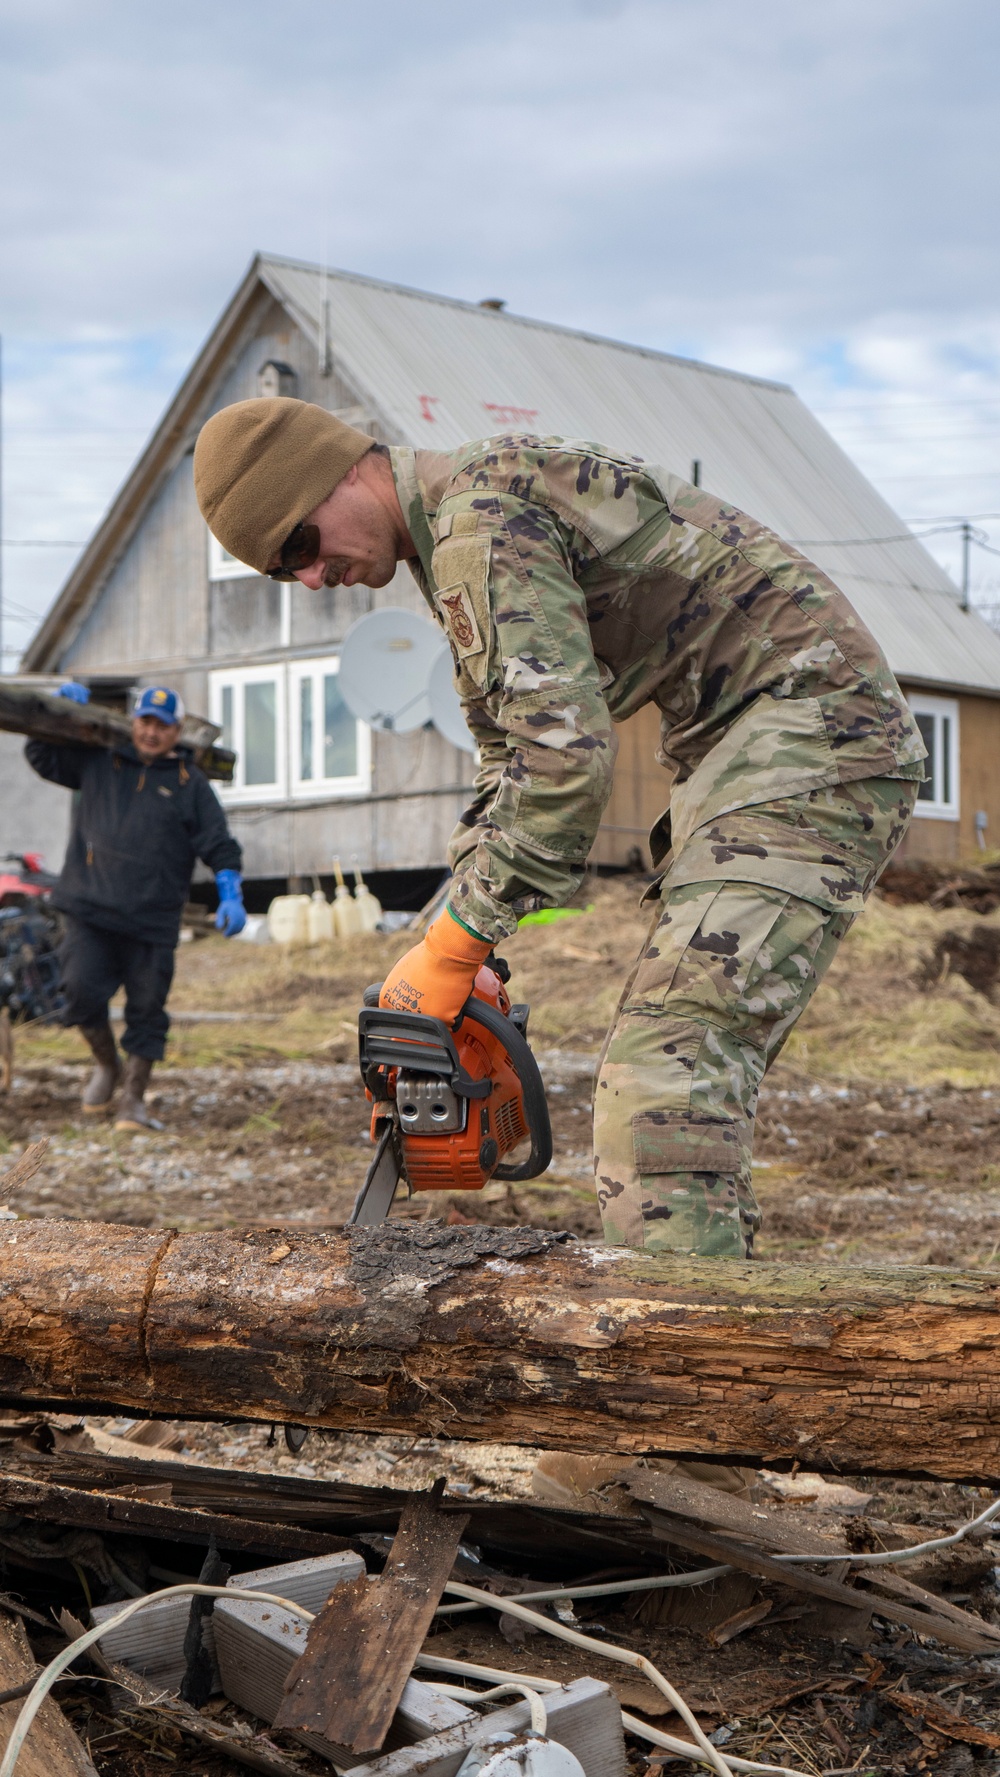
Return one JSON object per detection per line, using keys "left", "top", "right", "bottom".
{"left": 961, "top": 518, "right": 971, "bottom": 612}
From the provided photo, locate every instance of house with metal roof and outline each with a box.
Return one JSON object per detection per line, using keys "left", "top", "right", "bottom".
{"left": 23, "top": 251, "right": 1000, "bottom": 879}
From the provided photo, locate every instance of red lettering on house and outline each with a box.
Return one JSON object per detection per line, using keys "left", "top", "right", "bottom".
{"left": 483, "top": 403, "right": 539, "bottom": 427}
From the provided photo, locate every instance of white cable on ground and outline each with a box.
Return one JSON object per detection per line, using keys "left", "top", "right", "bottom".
{"left": 431, "top": 1680, "right": 548, "bottom": 1735}
{"left": 442, "top": 1580, "right": 733, "bottom": 1777}
{"left": 774, "top": 1489, "right": 1000, "bottom": 1567}
{"left": 0, "top": 1583, "right": 317, "bottom": 1777}
{"left": 439, "top": 1493, "right": 1000, "bottom": 1611}
{"left": 435, "top": 1565, "right": 733, "bottom": 1615}
{"left": 416, "top": 1655, "right": 800, "bottom": 1777}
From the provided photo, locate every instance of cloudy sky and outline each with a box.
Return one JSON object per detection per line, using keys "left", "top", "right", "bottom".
{"left": 2, "top": 0, "right": 999, "bottom": 663}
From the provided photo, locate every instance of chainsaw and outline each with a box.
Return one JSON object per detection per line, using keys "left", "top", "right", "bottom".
{"left": 348, "top": 957, "right": 552, "bottom": 1225}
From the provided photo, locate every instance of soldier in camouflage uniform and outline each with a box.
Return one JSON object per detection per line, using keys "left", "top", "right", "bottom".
{"left": 194, "top": 400, "right": 924, "bottom": 1260}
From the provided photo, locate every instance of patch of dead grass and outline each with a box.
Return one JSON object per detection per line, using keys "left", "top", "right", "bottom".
{"left": 782, "top": 897, "right": 1000, "bottom": 1088}
{"left": 9, "top": 879, "right": 1000, "bottom": 1087}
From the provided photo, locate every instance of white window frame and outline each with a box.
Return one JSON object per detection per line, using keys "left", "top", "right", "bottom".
{"left": 210, "top": 665, "right": 287, "bottom": 802}
{"left": 910, "top": 692, "right": 960, "bottom": 821}
{"left": 208, "top": 530, "right": 261, "bottom": 582}
{"left": 288, "top": 656, "right": 371, "bottom": 799}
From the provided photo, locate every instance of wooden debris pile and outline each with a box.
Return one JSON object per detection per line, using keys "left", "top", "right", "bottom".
{"left": 1, "top": 1425, "right": 1000, "bottom": 1772}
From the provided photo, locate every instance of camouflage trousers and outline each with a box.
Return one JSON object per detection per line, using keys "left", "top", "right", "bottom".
{"left": 593, "top": 776, "right": 917, "bottom": 1259}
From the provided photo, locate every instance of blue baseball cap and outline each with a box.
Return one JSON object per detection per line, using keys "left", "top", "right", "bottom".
{"left": 134, "top": 686, "right": 186, "bottom": 725}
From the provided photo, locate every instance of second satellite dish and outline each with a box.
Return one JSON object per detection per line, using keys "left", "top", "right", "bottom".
{"left": 337, "top": 608, "right": 443, "bottom": 732}
{"left": 427, "top": 646, "right": 476, "bottom": 754}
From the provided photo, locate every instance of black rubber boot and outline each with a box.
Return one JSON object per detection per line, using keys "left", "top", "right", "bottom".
{"left": 114, "top": 1055, "right": 160, "bottom": 1131}
{"left": 80, "top": 1021, "right": 121, "bottom": 1113}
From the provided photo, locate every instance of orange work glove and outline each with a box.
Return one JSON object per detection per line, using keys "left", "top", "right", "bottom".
{"left": 380, "top": 909, "right": 493, "bottom": 1024}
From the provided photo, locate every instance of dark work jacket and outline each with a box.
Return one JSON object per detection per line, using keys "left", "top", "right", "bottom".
{"left": 25, "top": 740, "right": 242, "bottom": 945}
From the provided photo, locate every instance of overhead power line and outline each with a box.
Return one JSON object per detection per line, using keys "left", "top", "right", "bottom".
{"left": 786, "top": 521, "right": 971, "bottom": 547}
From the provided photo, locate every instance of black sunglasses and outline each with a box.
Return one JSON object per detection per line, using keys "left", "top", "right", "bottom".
{"left": 268, "top": 521, "right": 321, "bottom": 581}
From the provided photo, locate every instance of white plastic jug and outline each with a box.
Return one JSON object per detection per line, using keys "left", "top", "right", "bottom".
{"left": 307, "top": 890, "right": 336, "bottom": 944}
{"left": 353, "top": 865, "right": 382, "bottom": 933}
{"left": 332, "top": 859, "right": 363, "bottom": 938}
{"left": 266, "top": 894, "right": 311, "bottom": 945}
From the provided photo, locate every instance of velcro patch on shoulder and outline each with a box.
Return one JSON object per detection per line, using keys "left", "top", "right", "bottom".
{"left": 431, "top": 534, "right": 491, "bottom": 663}
{"left": 451, "top": 512, "right": 480, "bottom": 536}
{"left": 633, "top": 1111, "right": 746, "bottom": 1176}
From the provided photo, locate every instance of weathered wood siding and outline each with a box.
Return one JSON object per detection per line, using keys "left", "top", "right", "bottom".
{"left": 60, "top": 448, "right": 209, "bottom": 676}
{"left": 0, "top": 733, "right": 72, "bottom": 872}
{"left": 593, "top": 705, "right": 666, "bottom": 868}
{"left": 52, "top": 298, "right": 475, "bottom": 881}
{"left": 601, "top": 688, "right": 1000, "bottom": 873}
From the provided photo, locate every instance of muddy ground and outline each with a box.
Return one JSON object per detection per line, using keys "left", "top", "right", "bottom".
{"left": 4, "top": 879, "right": 1000, "bottom": 1773}
{"left": 3, "top": 879, "right": 1000, "bottom": 1270}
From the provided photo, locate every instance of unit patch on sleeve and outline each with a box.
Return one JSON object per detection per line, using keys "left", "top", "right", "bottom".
{"left": 431, "top": 534, "right": 490, "bottom": 664}
{"left": 437, "top": 582, "right": 482, "bottom": 658}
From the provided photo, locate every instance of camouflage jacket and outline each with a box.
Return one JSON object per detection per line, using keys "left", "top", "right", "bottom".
{"left": 391, "top": 438, "right": 925, "bottom": 943}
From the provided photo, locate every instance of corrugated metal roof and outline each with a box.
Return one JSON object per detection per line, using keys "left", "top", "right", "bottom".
{"left": 261, "top": 254, "right": 1000, "bottom": 697}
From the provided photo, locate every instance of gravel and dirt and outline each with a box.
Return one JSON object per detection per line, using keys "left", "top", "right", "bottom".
{"left": 3, "top": 877, "right": 1000, "bottom": 1266}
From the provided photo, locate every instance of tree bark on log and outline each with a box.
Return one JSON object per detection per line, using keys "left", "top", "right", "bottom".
{"left": 2, "top": 1218, "right": 1000, "bottom": 1481}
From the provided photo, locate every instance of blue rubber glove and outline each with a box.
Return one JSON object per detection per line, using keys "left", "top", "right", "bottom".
{"left": 215, "top": 869, "right": 246, "bottom": 937}
{"left": 58, "top": 682, "right": 90, "bottom": 704}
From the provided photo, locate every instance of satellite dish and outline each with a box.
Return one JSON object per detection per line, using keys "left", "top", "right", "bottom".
{"left": 427, "top": 646, "right": 476, "bottom": 754}
{"left": 338, "top": 608, "right": 443, "bottom": 732}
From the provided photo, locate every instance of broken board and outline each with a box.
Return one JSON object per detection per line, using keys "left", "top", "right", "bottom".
{"left": 275, "top": 1487, "right": 468, "bottom": 1755}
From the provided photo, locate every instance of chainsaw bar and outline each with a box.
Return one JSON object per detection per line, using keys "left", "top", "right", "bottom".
{"left": 347, "top": 1118, "right": 405, "bottom": 1225}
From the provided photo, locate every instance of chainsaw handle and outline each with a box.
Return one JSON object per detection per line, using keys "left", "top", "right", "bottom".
{"left": 456, "top": 995, "right": 552, "bottom": 1182}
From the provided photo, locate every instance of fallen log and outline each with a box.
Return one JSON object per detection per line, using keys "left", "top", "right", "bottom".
{"left": 3, "top": 1219, "right": 1000, "bottom": 1481}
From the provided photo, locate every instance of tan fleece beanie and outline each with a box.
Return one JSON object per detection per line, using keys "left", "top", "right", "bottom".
{"left": 193, "top": 398, "right": 375, "bottom": 574}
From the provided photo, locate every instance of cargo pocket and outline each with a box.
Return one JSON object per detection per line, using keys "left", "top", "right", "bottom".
{"left": 633, "top": 1110, "right": 747, "bottom": 1177}
{"left": 431, "top": 534, "right": 493, "bottom": 697}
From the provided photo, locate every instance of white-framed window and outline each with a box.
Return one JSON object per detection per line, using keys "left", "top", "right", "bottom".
{"left": 210, "top": 665, "right": 286, "bottom": 801}
{"left": 289, "top": 657, "right": 371, "bottom": 797}
{"left": 910, "top": 693, "right": 959, "bottom": 821}
{"left": 208, "top": 530, "right": 260, "bottom": 581}
{"left": 209, "top": 659, "right": 370, "bottom": 803}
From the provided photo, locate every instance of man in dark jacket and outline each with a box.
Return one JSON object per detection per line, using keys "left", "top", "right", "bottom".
{"left": 26, "top": 684, "right": 245, "bottom": 1130}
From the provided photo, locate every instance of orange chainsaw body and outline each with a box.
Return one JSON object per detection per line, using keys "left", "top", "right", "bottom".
{"left": 358, "top": 962, "right": 551, "bottom": 1197}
